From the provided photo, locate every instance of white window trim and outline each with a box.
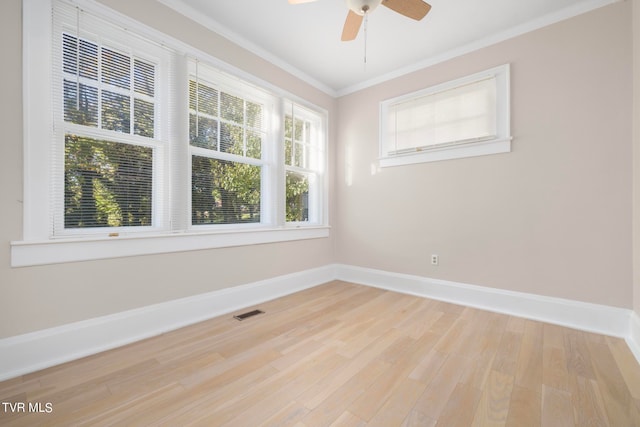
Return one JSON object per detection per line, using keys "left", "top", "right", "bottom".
{"left": 186, "top": 60, "right": 277, "bottom": 229}
{"left": 284, "top": 101, "right": 326, "bottom": 225}
{"left": 52, "top": 13, "right": 173, "bottom": 237}
{"left": 379, "top": 64, "right": 511, "bottom": 167}
{"left": 22, "top": 0, "right": 53, "bottom": 242}
{"left": 11, "top": 227, "right": 330, "bottom": 267}
{"left": 14, "top": 0, "right": 329, "bottom": 267}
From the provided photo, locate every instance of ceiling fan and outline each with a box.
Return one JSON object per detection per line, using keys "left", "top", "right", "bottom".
{"left": 288, "top": 0, "right": 432, "bottom": 41}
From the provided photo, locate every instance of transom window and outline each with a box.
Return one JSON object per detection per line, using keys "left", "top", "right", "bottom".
{"left": 380, "top": 64, "right": 511, "bottom": 167}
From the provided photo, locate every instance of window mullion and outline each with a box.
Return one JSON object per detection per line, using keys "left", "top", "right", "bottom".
{"left": 170, "top": 53, "right": 190, "bottom": 232}
{"left": 271, "top": 99, "right": 285, "bottom": 227}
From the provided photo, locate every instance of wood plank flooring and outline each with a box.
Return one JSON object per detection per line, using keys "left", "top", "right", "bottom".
{"left": 1, "top": 281, "right": 639, "bottom": 426}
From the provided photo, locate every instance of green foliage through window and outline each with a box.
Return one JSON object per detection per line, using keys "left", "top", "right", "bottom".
{"left": 286, "top": 172, "right": 309, "bottom": 222}
{"left": 64, "top": 135, "right": 153, "bottom": 228}
{"left": 189, "top": 77, "right": 265, "bottom": 226}
{"left": 284, "top": 106, "right": 318, "bottom": 223}
{"left": 192, "top": 156, "right": 261, "bottom": 225}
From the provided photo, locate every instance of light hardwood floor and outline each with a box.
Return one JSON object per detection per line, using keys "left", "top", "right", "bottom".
{"left": 1, "top": 281, "right": 639, "bottom": 426}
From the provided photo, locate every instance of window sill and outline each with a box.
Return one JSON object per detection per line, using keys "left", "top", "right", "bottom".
{"left": 379, "top": 138, "right": 512, "bottom": 168}
{"left": 10, "top": 226, "right": 331, "bottom": 267}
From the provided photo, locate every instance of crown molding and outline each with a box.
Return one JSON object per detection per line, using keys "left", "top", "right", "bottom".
{"left": 158, "top": 0, "right": 620, "bottom": 98}
{"left": 337, "top": 0, "right": 621, "bottom": 96}
{"left": 156, "top": 0, "right": 339, "bottom": 97}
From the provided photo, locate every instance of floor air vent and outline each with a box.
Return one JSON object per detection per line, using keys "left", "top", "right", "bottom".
{"left": 233, "top": 309, "right": 264, "bottom": 321}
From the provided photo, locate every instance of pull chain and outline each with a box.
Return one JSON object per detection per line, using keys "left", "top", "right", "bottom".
{"left": 195, "top": 59, "right": 199, "bottom": 139}
{"left": 363, "top": 11, "right": 368, "bottom": 69}
{"left": 75, "top": 7, "right": 81, "bottom": 111}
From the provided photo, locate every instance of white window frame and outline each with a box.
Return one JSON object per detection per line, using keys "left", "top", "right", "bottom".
{"left": 379, "top": 64, "right": 511, "bottom": 167}
{"left": 284, "top": 102, "right": 326, "bottom": 226}
{"left": 187, "top": 60, "right": 277, "bottom": 229}
{"left": 13, "top": 0, "right": 329, "bottom": 267}
{"left": 51, "top": 7, "right": 172, "bottom": 238}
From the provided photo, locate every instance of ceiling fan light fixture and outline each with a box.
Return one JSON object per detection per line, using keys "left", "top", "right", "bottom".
{"left": 345, "top": 0, "right": 383, "bottom": 16}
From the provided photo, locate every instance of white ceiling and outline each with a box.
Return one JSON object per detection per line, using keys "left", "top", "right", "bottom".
{"left": 158, "top": 0, "right": 617, "bottom": 96}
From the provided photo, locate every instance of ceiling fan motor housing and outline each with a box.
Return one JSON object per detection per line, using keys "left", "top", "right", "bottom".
{"left": 345, "top": 0, "right": 383, "bottom": 15}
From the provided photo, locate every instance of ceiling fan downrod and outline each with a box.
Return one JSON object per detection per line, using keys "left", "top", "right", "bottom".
{"left": 345, "top": 0, "right": 382, "bottom": 15}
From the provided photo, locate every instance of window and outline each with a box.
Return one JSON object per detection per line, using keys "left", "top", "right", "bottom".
{"left": 188, "top": 61, "right": 271, "bottom": 227}
{"left": 379, "top": 64, "right": 511, "bottom": 167}
{"left": 14, "top": 0, "right": 328, "bottom": 267}
{"left": 54, "top": 25, "right": 168, "bottom": 236}
{"left": 284, "top": 103, "right": 325, "bottom": 224}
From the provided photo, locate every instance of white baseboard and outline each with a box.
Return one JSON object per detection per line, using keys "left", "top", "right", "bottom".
{"left": 1, "top": 263, "right": 638, "bottom": 381}
{"left": 0, "top": 265, "right": 336, "bottom": 382}
{"left": 334, "top": 264, "right": 634, "bottom": 339}
{"left": 628, "top": 312, "right": 640, "bottom": 363}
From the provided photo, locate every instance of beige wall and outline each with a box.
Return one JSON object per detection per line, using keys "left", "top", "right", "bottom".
{"left": 335, "top": 2, "right": 633, "bottom": 308}
{"left": 0, "top": 0, "right": 337, "bottom": 338}
{"left": 634, "top": 0, "right": 640, "bottom": 316}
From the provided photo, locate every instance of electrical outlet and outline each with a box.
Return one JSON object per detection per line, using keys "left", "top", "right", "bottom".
{"left": 431, "top": 254, "right": 439, "bottom": 266}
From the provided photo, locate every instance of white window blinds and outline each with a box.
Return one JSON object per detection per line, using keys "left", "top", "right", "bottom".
{"left": 379, "top": 64, "right": 510, "bottom": 166}
{"left": 387, "top": 76, "right": 497, "bottom": 154}
{"left": 52, "top": 1, "right": 169, "bottom": 236}
{"left": 188, "top": 60, "right": 271, "bottom": 226}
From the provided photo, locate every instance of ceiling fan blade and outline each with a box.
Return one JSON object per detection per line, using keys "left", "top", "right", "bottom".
{"left": 341, "top": 10, "right": 363, "bottom": 41}
{"left": 382, "top": 0, "right": 431, "bottom": 20}
{"left": 288, "top": 0, "right": 317, "bottom": 4}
